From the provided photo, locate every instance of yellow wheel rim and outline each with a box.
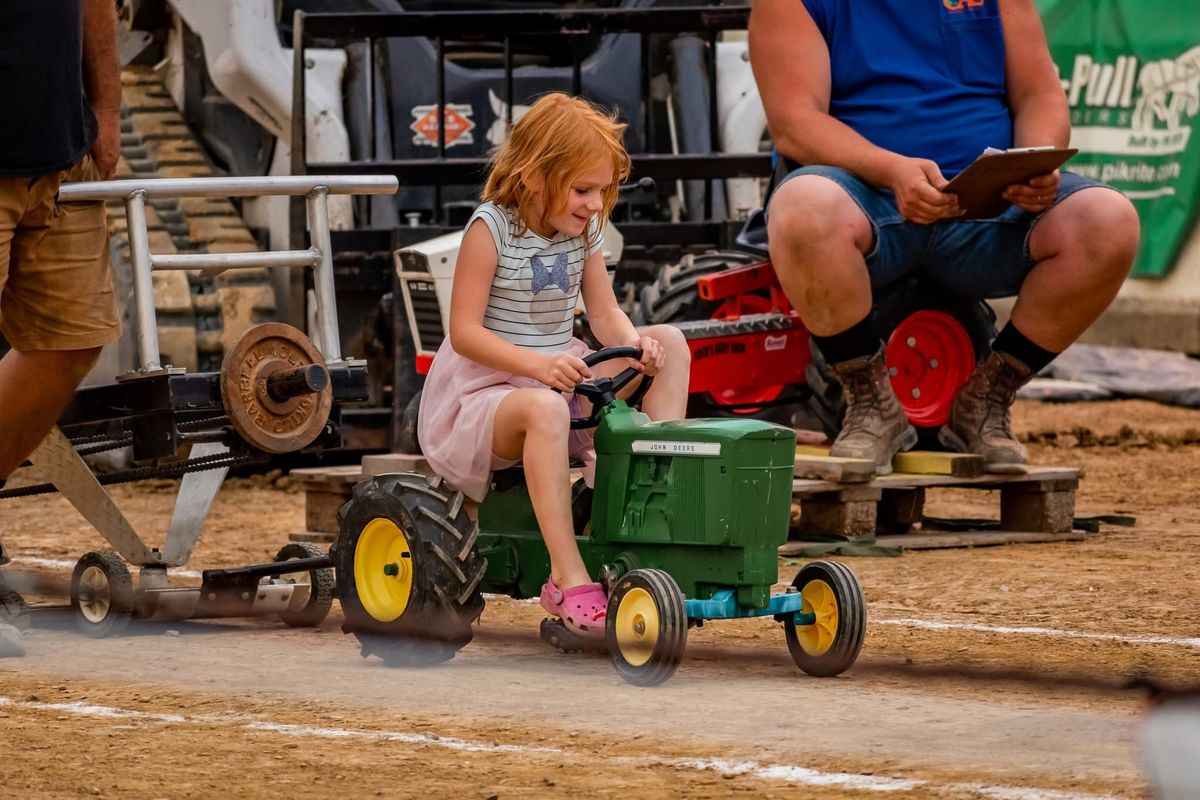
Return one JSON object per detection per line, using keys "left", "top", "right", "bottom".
{"left": 354, "top": 518, "right": 414, "bottom": 622}
{"left": 797, "top": 578, "right": 839, "bottom": 656}
{"left": 615, "top": 587, "right": 660, "bottom": 667}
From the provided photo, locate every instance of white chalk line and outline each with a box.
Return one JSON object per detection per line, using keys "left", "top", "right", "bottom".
{"left": 875, "top": 618, "right": 1200, "bottom": 649}
{"left": 0, "top": 695, "right": 1121, "bottom": 799}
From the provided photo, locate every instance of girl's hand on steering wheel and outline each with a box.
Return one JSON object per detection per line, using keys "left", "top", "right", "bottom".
{"left": 538, "top": 353, "right": 591, "bottom": 392}
{"left": 634, "top": 335, "right": 665, "bottom": 376}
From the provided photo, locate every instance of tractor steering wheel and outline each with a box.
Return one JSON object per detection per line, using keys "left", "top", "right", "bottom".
{"left": 570, "top": 346, "right": 655, "bottom": 430}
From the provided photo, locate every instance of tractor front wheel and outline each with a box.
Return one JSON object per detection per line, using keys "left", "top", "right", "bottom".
{"left": 334, "top": 473, "right": 485, "bottom": 667}
{"left": 784, "top": 561, "right": 866, "bottom": 677}
{"left": 606, "top": 568, "right": 688, "bottom": 686}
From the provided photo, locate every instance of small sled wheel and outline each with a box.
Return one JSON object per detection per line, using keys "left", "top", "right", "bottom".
{"left": 606, "top": 568, "right": 687, "bottom": 687}
{"left": 273, "top": 542, "right": 335, "bottom": 627}
{"left": 784, "top": 560, "right": 866, "bottom": 677}
{"left": 0, "top": 587, "right": 30, "bottom": 632}
{"left": 70, "top": 550, "right": 135, "bottom": 638}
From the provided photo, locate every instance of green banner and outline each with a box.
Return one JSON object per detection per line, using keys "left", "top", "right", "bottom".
{"left": 1037, "top": 0, "right": 1200, "bottom": 276}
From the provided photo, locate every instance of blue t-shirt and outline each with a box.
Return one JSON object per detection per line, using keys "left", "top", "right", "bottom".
{"left": 802, "top": 0, "right": 1013, "bottom": 176}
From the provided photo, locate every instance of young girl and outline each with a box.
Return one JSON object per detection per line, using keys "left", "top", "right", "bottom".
{"left": 418, "top": 93, "right": 691, "bottom": 640}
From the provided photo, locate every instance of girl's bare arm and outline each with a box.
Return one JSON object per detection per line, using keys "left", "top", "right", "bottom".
{"left": 448, "top": 220, "right": 589, "bottom": 390}
{"left": 579, "top": 249, "right": 638, "bottom": 347}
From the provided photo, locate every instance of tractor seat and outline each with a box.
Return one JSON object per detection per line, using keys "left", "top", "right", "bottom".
{"left": 490, "top": 465, "right": 593, "bottom": 537}
{"left": 490, "top": 461, "right": 589, "bottom": 493}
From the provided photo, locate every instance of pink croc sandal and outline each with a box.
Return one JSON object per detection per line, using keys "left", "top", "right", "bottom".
{"left": 540, "top": 577, "right": 608, "bottom": 640}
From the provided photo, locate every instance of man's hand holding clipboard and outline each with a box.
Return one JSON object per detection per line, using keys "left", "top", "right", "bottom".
{"left": 942, "top": 146, "right": 1078, "bottom": 219}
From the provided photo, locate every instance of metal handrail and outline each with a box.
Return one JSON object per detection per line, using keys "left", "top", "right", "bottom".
{"left": 62, "top": 175, "right": 398, "bottom": 375}
{"left": 57, "top": 174, "right": 398, "bottom": 201}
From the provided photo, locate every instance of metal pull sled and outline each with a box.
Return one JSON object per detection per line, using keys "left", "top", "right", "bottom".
{"left": 1, "top": 175, "right": 397, "bottom": 636}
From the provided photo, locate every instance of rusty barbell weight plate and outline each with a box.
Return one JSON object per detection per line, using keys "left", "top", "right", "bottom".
{"left": 219, "top": 323, "right": 333, "bottom": 454}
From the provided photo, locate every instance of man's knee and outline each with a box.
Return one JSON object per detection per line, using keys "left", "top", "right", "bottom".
{"left": 767, "top": 176, "right": 871, "bottom": 259}
{"left": 1040, "top": 189, "right": 1140, "bottom": 276}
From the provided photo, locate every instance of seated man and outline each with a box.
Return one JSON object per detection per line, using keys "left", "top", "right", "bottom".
{"left": 749, "top": 0, "right": 1139, "bottom": 472}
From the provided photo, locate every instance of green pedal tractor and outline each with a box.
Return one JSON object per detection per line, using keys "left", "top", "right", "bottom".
{"left": 332, "top": 347, "right": 866, "bottom": 686}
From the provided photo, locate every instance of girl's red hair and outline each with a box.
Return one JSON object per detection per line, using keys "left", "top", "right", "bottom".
{"left": 483, "top": 92, "right": 631, "bottom": 245}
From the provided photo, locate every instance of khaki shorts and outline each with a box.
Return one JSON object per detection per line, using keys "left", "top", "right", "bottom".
{"left": 0, "top": 154, "right": 121, "bottom": 351}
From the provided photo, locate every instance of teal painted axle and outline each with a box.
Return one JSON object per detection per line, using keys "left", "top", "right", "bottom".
{"left": 684, "top": 589, "right": 816, "bottom": 625}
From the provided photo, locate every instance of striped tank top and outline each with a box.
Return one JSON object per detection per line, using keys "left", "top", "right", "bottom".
{"left": 467, "top": 202, "right": 599, "bottom": 354}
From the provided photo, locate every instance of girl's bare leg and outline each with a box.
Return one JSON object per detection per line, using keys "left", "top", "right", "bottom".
{"left": 590, "top": 324, "right": 692, "bottom": 420}
{"left": 492, "top": 387, "right": 592, "bottom": 589}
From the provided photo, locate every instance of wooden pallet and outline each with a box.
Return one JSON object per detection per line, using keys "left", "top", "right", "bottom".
{"left": 785, "top": 464, "right": 1084, "bottom": 553}
{"left": 287, "top": 465, "right": 363, "bottom": 543}
{"left": 287, "top": 456, "right": 436, "bottom": 543}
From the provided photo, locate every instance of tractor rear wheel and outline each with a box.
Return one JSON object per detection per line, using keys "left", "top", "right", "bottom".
{"left": 806, "top": 279, "right": 996, "bottom": 447}
{"left": 635, "top": 251, "right": 800, "bottom": 424}
{"left": 334, "top": 473, "right": 485, "bottom": 667}
{"left": 784, "top": 561, "right": 866, "bottom": 677}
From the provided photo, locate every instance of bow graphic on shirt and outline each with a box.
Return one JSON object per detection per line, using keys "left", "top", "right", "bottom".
{"left": 529, "top": 252, "right": 569, "bottom": 295}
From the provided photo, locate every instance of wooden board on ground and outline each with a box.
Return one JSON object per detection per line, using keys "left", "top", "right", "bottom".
{"left": 793, "top": 466, "right": 1081, "bottom": 495}
{"left": 779, "top": 528, "right": 1087, "bottom": 555}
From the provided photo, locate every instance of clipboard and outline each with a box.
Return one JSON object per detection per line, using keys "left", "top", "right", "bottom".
{"left": 943, "top": 146, "right": 1078, "bottom": 219}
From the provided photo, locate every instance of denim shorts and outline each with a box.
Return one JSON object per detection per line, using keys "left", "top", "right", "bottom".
{"left": 770, "top": 165, "right": 1111, "bottom": 299}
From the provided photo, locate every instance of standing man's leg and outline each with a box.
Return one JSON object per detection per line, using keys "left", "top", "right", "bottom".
{"left": 0, "top": 161, "right": 120, "bottom": 658}
{"left": 941, "top": 186, "right": 1139, "bottom": 470}
{"left": 767, "top": 171, "right": 917, "bottom": 473}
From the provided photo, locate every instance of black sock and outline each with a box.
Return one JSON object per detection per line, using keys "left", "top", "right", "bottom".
{"left": 991, "top": 321, "right": 1059, "bottom": 374}
{"left": 812, "top": 314, "right": 881, "bottom": 365}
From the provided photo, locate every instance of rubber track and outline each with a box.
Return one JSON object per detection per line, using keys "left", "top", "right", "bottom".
{"left": 115, "top": 67, "right": 277, "bottom": 373}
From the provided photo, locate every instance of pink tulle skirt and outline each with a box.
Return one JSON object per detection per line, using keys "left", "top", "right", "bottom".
{"left": 417, "top": 337, "right": 596, "bottom": 501}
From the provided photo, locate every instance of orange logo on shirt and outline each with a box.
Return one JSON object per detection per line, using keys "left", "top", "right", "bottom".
{"left": 943, "top": 0, "right": 985, "bottom": 10}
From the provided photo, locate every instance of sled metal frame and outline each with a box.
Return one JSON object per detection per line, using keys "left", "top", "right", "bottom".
{"left": 60, "top": 174, "right": 398, "bottom": 375}
{"left": 20, "top": 175, "right": 397, "bottom": 575}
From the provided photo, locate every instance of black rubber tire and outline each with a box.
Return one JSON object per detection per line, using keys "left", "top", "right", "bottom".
{"left": 784, "top": 560, "right": 866, "bottom": 678}
{"left": 334, "top": 473, "right": 486, "bottom": 667}
{"left": 396, "top": 389, "right": 422, "bottom": 455}
{"left": 70, "top": 550, "right": 135, "bottom": 638}
{"left": 634, "top": 250, "right": 759, "bottom": 327}
{"left": 273, "top": 542, "right": 335, "bottom": 628}
{"left": 606, "top": 568, "right": 688, "bottom": 687}
{"left": 635, "top": 250, "right": 799, "bottom": 424}
{"left": 0, "top": 587, "right": 30, "bottom": 632}
{"left": 806, "top": 278, "right": 997, "bottom": 447}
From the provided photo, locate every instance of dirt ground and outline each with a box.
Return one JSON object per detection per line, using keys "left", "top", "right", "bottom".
{"left": 1, "top": 399, "right": 1197, "bottom": 799}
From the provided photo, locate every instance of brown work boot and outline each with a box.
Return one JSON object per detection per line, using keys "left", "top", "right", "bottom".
{"left": 829, "top": 350, "right": 918, "bottom": 474}
{"left": 939, "top": 351, "right": 1034, "bottom": 473}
